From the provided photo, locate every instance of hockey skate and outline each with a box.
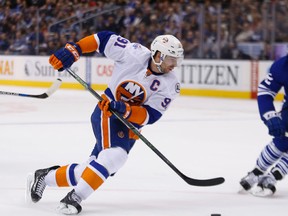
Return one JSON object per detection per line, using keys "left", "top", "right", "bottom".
{"left": 57, "top": 189, "right": 82, "bottom": 215}
{"left": 239, "top": 171, "right": 261, "bottom": 192}
{"left": 251, "top": 174, "right": 277, "bottom": 197}
{"left": 27, "top": 165, "right": 60, "bottom": 203}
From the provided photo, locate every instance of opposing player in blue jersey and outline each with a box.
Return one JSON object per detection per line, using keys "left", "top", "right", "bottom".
{"left": 240, "top": 55, "right": 288, "bottom": 197}
{"left": 26, "top": 31, "right": 184, "bottom": 214}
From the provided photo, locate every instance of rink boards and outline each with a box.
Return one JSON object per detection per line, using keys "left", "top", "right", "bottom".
{"left": 0, "top": 55, "right": 283, "bottom": 100}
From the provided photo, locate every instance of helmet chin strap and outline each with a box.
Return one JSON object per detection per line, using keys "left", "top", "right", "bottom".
{"left": 156, "top": 64, "right": 163, "bottom": 73}
{"left": 152, "top": 54, "right": 165, "bottom": 73}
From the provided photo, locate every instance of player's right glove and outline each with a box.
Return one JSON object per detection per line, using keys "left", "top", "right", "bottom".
{"left": 263, "top": 111, "right": 286, "bottom": 137}
{"left": 49, "top": 42, "right": 82, "bottom": 71}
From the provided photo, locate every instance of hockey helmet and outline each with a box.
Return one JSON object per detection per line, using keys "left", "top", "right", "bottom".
{"left": 151, "top": 35, "right": 184, "bottom": 67}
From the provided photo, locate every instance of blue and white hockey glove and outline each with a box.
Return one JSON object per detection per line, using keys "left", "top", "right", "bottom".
{"left": 263, "top": 111, "right": 286, "bottom": 137}
{"left": 49, "top": 42, "right": 82, "bottom": 71}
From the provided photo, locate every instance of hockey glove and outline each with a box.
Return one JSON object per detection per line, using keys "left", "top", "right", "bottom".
{"left": 263, "top": 111, "right": 286, "bottom": 137}
{"left": 49, "top": 42, "right": 82, "bottom": 71}
{"left": 98, "top": 94, "right": 131, "bottom": 118}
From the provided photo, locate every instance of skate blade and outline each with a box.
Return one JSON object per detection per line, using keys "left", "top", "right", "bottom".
{"left": 56, "top": 203, "right": 79, "bottom": 215}
{"left": 238, "top": 184, "right": 250, "bottom": 194}
{"left": 250, "top": 186, "right": 273, "bottom": 197}
{"left": 25, "top": 173, "right": 34, "bottom": 204}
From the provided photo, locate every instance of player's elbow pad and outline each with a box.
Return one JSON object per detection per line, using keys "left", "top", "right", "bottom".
{"left": 126, "top": 105, "right": 161, "bottom": 126}
{"left": 126, "top": 106, "right": 149, "bottom": 126}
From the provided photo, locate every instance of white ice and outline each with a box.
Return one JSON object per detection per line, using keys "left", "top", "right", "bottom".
{"left": 0, "top": 86, "right": 287, "bottom": 216}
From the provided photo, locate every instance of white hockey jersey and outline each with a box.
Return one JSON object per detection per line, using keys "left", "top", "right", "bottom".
{"left": 80, "top": 31, "right": 180, "bottom": 126}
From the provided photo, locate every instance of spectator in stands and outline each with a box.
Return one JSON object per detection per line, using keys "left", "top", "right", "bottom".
{"left": 8, "top": 29, "right": 27, "bottom": 54}
{"left": 182, "top": 30, "right": 200, "bottom": 59}
{"left": 0, "top": 33, "right": 10, "bottom": 53}
{"left": 235, "top": 21, "right": 254, "bottom": 42}
{"left": 0, "top": 0, "right": 287, "bottom": 60}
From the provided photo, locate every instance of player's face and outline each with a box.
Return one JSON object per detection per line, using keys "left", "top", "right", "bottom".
{"left": 161, "top": 56, "right": 182, "bottom": 73}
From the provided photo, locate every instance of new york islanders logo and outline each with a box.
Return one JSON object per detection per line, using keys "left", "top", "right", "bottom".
{"left": 116, "top": 81, "right": 146, "bottom": 106}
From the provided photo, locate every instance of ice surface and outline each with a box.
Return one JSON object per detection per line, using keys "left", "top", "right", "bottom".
{"left": 0, "top": 86, "right": 287, "bottom": 216}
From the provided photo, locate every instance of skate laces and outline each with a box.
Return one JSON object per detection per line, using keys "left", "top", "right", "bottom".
{"left": 34, "top": 175, "right": 46, "bottom": 197}
{"left": 70, "top": 191, "right": 82, "bottom": 204}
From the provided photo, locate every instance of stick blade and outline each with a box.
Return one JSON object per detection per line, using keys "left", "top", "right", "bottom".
{"left": 0, "top": 78, "right": 62, "bottom": 99}
{"left": 28, "top": 78, "right": 62, "bottom": 99}
{"left": 184, "top": 176, "right": 225, "bottom": 187}
{"left": 45, "top": 78, "right": 62, "bottom": 97}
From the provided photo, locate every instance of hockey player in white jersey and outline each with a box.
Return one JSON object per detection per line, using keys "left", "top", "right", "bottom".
{"left": 27, "top": 31, "right": 183, "bottom": 214}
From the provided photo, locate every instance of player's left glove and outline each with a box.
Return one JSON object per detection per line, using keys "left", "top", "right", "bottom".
{"left": 49, "top": 42, "right": 82, "bottom": 71}
{"left": 98, "top": 94, "right": 131, "bottom": 118}
{"left": 263, "top": 111, "right": 286, "bottom": 137}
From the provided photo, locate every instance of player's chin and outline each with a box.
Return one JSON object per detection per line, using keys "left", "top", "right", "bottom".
{"left": 164, "top": 68, "right": 174, "bottom": 73}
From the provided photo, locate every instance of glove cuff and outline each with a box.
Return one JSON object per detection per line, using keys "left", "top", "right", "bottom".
{"left": 263, "top": 111, "right": 280, "bottom": 121}
{"left": 122, "top": 102, "right": 131, "bottom": 119}
{"left": 65, "top": 42, "right": 82, "bottom": 60}
{"left": 74, "top": 42, "right": 83, "bottom": 56}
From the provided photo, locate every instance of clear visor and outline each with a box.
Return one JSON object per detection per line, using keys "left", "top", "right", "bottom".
{"left": 163, "top": 55, "right": 183, "bottom": 67}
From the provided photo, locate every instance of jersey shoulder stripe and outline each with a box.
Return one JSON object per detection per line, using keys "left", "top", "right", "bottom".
{"left": 96, "top": 31, "right": 116, "bottom": 53}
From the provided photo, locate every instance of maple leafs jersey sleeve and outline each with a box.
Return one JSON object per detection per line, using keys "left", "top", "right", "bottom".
{"left": 257, "top": 56, "right": 288, "bottom": 122}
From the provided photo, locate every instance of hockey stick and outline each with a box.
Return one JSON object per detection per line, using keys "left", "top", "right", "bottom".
{"left": 66, "top": 68, "right": 225, "bottom": 186}
{"left": 0, "top": 78, "right": 62, "bottom": 99}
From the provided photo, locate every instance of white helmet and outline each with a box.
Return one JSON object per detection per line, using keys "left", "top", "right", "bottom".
{"left": 150, "top": 35, "right": 184, "bottom": 68}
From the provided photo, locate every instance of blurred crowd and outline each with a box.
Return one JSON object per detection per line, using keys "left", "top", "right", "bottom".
{"left": 0, "top": 0, "right": 287, "bottom": 59}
